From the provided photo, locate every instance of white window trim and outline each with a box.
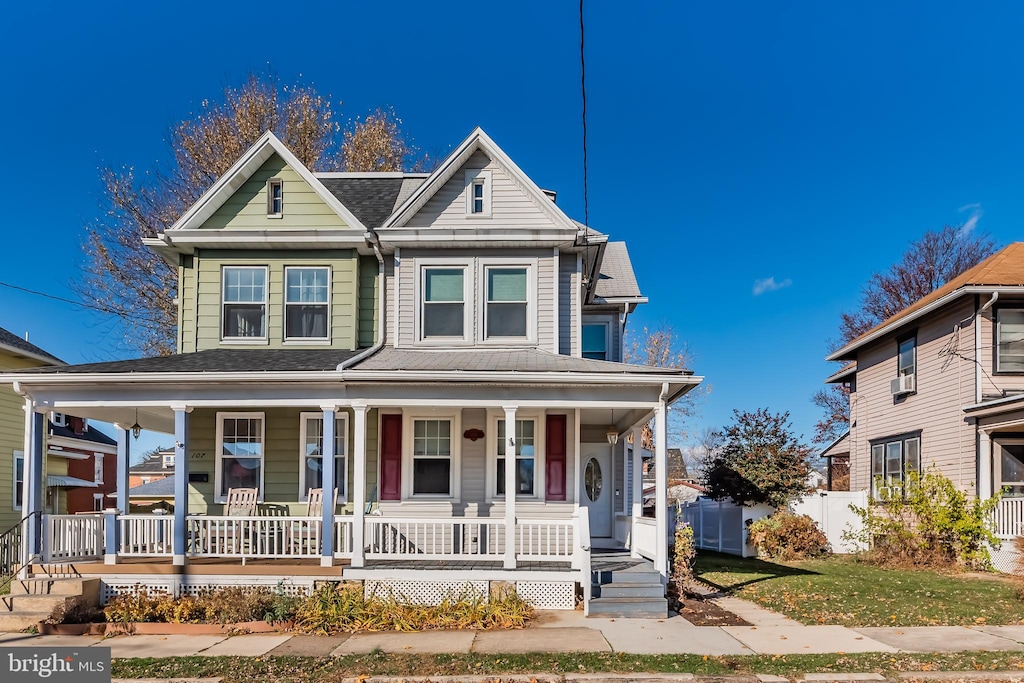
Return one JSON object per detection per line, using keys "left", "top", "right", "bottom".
{"left": 478, "top": 258, "right": 537, "bottom": 345}
{"left": 215, "top": 412, "right": 266, "bottom": 504}
{"left": 465, "top": 169, "right": 492, "bottom": 217}
{"left": 92, "top": 493, "right": 104, "bottom": 512}
{"left": 284, "top": 266, "right": 332, "bottom": 343}
{"left": 402, "top": 410, "right": 462, "bottom": 500}
{"left": 298, "top": 411, "right": 350, "bottom": 503}
{"left": 485, "top": 409, "right": 546, "bottom": 502}
{"left": 51, "top": 412, "right": 66, "bottom": 428}
{"left": 267, "top": 178, "right": 284, "bottom": 218}
{"left": 414, "top": 259, "right": 474, "bottom": 346}
{"left": 996, "top": 309, "right": 1024, "bottom": 373}
{"left": 221, "top": 265, "right": 270, "bottom": 343}
{"left": 581, "top": 320, "right": 612, "bottom": 361}
{"left": 94, "top": 453, "right": 104, "bottom": 485}
{"left": 13, "top": 450, "right": 23, "bottom": 511}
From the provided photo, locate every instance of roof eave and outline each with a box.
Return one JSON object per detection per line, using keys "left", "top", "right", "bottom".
{"left": 0, "top": 342, "right": 63, "bottom": 367}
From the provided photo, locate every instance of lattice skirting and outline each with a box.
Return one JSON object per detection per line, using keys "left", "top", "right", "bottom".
{"left": 364, "top": 579, "right": 489, "bottom": 605}
{"left": 515, "top": 581, "right": 575, "bottom": 610}
{"left": 97, "top": 576, "right": 317, "bottom": 604}
{"left": 991, "top": 542, "right": 1022, "bottom": 575}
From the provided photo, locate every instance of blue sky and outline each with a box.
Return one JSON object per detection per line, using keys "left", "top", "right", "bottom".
{"left": 3, "top": 2, "right": 1024, "bottom": 453}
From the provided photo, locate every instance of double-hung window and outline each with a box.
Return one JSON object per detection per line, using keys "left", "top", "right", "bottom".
{"left": 465, "top": 170, "right": 491, "bottom": 216}
{"left": 996, "top": 309, "right": 1024, "bottom": 373}
{"left": 870, "top": 434, "right": 921, "bottom": 497}
{"left": 582, "top": 323, "right": 609, "bottom": 360}
{"left": 485, "top": 267, "right": 529, "bottom": 339}
{"left": 267, "top": 178, "right": 283, "bottom": 217}
{"left": 13, "top": 450, "right": 23, "bottom": 510}
{"left": 496, "top": 419, "right": 536, "bottom": 496}
{"left": 898, "top": 337, "right": 916, "bottom": 377}
{"left": 94, "top": 454, "right": 104, "bottom": 485}
{"left": 300, "top": 413, "right": 348, "bottom": 501}
{"left": 222, "top": 266, "right": 268, "bottom": 340}
{"left": 285, "top": 267, "right": 330, "bottom": 341}
{"left": 421, "top": 267, "right": 467, "bottom": 340}
{"left": 216, "top": 413, "right": 264, "bottom": 500}
{"left": 412, "top": 419, "right": 453, "bottom": 495}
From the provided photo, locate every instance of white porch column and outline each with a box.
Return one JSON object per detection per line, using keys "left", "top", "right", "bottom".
{"left": 654, "top": 403, "right": 669, "bottom": 580}
{"left": 106, "top": 427, "right": 131, "bottom": 564}
{"left": 21, "top": 403, "right": 44, "bottom": 572}
{"left": 320, "top": 405, "right": 337, "bottom": 567}
{"left": 351, "top": 404, "right": 368, "bottom": 568}
{"left": 630, "top": 425, "right": 644, "bottom": 559}
{"left": 979, "top": 429, "right": 994, "bottom": 500}
{"left": 172, "top": 405, "right": 191, "bottom": 566}
{"left": 503, "top": 406, "right": 518, "bottom": 569}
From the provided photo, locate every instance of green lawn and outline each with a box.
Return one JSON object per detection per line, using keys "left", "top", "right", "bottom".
{"left": 694, "top": 552, "right": 1024, "bottom": 627}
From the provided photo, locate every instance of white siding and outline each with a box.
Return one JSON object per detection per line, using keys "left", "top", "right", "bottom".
{"left": 850, "top": 298, "right": 977, "bottom": 492}
{"left": 406, "top": 151, "right": 553, "bottom": 229}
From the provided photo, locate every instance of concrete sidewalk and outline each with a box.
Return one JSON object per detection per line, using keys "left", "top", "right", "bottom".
{"left": 3, "top": 611, "right": 1024, "bottom": 657}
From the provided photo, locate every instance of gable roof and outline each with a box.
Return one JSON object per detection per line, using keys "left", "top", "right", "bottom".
{"left": 166, "top": 131, "right": 368, "bottom": 233}
{"left": 130, "top": 450, "right": 174, "bottom": 474}
{"left": 828, "top": 242, "right": 1024, "bottom": 361}
{"left": 594, "top": 242, "right": 644, "bottom": 301}
{"left": 382, "top": 127, "right": 583, "bottom": 233}
{"left": 49, "top": 420, "right": 117, "bottom": 446}
{"left": 0, "top": 326, "right": 63, "bottom": 365}
{"left": 317, "top": 175, "right": 427, "bottom": 228}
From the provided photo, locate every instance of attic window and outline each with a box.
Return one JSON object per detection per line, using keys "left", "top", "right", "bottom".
{"left": 267, "top": 178, "right": 283, "bottom": 217}
{"left": 51, "top": 412, "right": 66, "bottom": 428}
{"left": 465, "top": 170, "right": 491, "bottom": 217}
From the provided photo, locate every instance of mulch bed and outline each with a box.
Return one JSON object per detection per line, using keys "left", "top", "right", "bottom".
{"left": 672, "top": 590, "right": 751, "bottom": 626}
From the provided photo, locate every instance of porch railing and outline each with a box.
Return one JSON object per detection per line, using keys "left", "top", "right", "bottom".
{"left": 514, "top": 519, "right": 575, "bottom": 561}
{"left": 333, "top": 517, "right": 354, "bottom": 558}
{"left": 43, "top": 514, "right": 104, "bottom": 562}
{"left": 631, "top": 517, "right": 658, "bottom": 562}
{"left": 365, "top": 517, "right": 507, "bottom": 560}
{"left": 187, "top": 515, "right": 329, "bottom": 559}
{"left": 119, "top": 514, "right": 174, "bottom": 557}
{"left": 993, "top": 498, "right": 1024, "bottom": 538}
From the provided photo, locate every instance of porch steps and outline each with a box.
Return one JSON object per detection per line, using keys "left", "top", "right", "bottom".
{"left": 589, "top": 557, "right": 667, "bottom": 619}
{"left": 0, "top": 577, "right": 100, "bottom": 631}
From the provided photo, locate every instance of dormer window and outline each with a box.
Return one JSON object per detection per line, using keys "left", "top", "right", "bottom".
{"left": 267, "top": 178, "right": 283, "bottom": 217}
{"left": 465, "top": 170, "right": 491, "bottom": 217}
{"left": 51, "top": 412, "right": 66, "bottom": 428}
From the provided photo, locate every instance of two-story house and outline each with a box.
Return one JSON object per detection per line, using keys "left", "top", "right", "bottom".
{"left": 2, "top": 129, "right": 701, "bottom": 616}
{"left": 825, "top": 243, "right": 1024, "bottom": 565}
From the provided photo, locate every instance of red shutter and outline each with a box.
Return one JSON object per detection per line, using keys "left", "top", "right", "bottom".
{"left": 380, "top": 414, "right": 402, "bottom": 501}
{"left": 545, "top": 414, "right": 567, "bottom": 501}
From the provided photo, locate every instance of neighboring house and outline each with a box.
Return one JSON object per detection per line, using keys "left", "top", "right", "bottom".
{"left": 2, "top": 128, "right": 702, "bottom": 615}
{"left": 820, "top": 429, "right": 851, "bottom": 491}
{"left": 49, "top": 413, "right": 117, "bottom": 514}
{"left": 825, "top": 242, "right": 1024, "bottom": 547}
{"left": 126, "top": 476, "right": 175, "bottom": 511}
{"left": 805, "top": 469, "right": 827, "bottom": 490}
{"left": 128, "top": 448, "right": 174, "bottom": 488}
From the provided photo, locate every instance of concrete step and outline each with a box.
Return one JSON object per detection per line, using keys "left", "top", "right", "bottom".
{"left": 10, "top": 577, "right": 97, "bottom": 596}
{"left": 0, "top": 610, "right": 54, "bottom": 631}
{"left": 588, "top": 596, "right": 668, "bottom": 619}
{"left": 595, "top": 582, "right": 665, "bottom": 599}
{"left": 2, "top": 594, "right": 76, "bottom": 614}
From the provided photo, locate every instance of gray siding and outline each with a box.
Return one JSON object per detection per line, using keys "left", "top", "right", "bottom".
{"left": 582, "top": 314, "right": 621, "bottom": 363}
{"left": 559, "top": 252, "right": 579, "bottom": 356}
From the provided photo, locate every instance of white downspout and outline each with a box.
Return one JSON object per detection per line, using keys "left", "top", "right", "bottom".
{"left": 338, "top": 234, "right": 387, "bottom": 372}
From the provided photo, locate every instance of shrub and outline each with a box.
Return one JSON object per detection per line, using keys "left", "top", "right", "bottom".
{"left": 671, "top": 524, "right": 696, "bottom": 585}
{"left": 846, "top": 469, "right": 1001, "bottom": 570}
{"left": 748, "top": 511, "right": 831, "bottom": 561}
{"left": 103, "top": 585, "right": 299, "bottom": 625}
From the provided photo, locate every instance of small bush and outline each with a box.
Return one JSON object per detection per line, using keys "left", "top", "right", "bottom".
{"left": 671, "top": 524, "right": 696, "bottom": 585}
{"left": 748, "top": 511, "right": 831, "bottom": 561}
{"left": 846, "top": 469, "right": 1001, "bottom": 570}
{"left": 103, "top": 585, "right": 298, "bottom": 625}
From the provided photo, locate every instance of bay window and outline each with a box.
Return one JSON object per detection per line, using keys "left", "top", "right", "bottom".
{"left": 222, "top": 266, "right": 267, "bottom": 340}
{"left": 285, "top": 267, "right": 330, "bottom": 340}
{"left": 300, "top": 413, "right": 348, "bottom": 501}
{"left": 216, "top": 413, "right": 264, "bottom": 500}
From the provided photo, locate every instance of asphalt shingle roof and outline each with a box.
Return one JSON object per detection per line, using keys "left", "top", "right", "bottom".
{"left": 20, "top": 348, "right": 361, "bottom": 375}
{"left": 130, "top": 451, "right": 174, "bottom": 474}
{"left": 0, "top": 326, "right": 63, "bottom": 364}
{"left": 595, "top": 242, "right": 643, "bottom": 299}
{"left": 350, "top": 347, "right": 690, "bottom": 375}
{"left": 129, "top": 476, "right": 176, "bottom": 497}
{"left": 319, "top": 177, "right": 406, "bottom": 228}
{"left": 49, "top": 421, "right": 117, "bottom": 446}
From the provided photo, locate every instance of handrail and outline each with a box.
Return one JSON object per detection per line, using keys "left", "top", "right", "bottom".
{"left": 0, "top": 511, "right": 40, "bottom": 595}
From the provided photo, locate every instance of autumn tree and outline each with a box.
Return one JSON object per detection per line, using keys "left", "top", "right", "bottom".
{"left": 624, "top": 324, "right": 709, "bottom": 450}
{"left": 813, "top": 225, "right": 997, "bottom": 444}
{"left": 702, "top": 409, "right": 810, "bottom": 508}
{"left": 79, "top": 73, "right": 427, "bottom": 357}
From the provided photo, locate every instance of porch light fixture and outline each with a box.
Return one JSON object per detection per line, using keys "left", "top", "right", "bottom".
{"left": 130, "top": 408, "right": 142, "bottom": 441}
{"left": 606, "top": 430, "right": 619, "bottom": 446}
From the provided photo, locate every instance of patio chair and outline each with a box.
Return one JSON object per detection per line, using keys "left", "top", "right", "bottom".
{"left": 217, "top": 487, "right": 259, "bottom": 559}
{"left": 288, "top": 487, "right": 337, "bottom": 555}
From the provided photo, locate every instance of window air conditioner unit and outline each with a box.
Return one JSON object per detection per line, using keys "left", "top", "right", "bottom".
{"left": 890, "top": 374, "right": 915, "bottom": 396}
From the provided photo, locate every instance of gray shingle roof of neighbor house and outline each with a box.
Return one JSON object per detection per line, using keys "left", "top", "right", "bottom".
{"left": 0, "top": 325, "right": 63, "bottom": 364}
{"left": 130, "top": 450, "right": 174, "bottom": 474}
{"left": 595, "top": 242, "right": 643, "bottom": 300}
{"left": 349, "top": 347, "right": 692, "bottom": 375}
{"left": 318, "top": 176, "right": 428, "bottom": 228}
{"left": 49, "top": 421, "right": 117, "bottom": 446}
{"left": 19, "top": 348, "right": 362, "bottom": 374}
{"left": 129, "top": 476, "right": 176, "bottom": 497}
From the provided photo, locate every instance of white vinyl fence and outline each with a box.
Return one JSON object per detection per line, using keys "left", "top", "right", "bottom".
{"left": 678, "top": 499, "right": 773, "bottom": 557}
{"left": 789, "top": 490, "right": 868, "bottom": 553}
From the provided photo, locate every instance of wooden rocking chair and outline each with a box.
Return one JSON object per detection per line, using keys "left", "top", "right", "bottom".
{"left": 221, "top": 487, "right": 259, "bottom": 560}
{"left": 289, "top": 487, "right": 337, "bottom": 555}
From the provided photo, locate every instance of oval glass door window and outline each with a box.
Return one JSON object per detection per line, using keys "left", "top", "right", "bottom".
{"left": 584, "top": 458, "right": 603, "bottom": 502}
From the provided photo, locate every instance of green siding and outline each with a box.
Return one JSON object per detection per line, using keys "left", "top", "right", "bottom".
{"left": 184, "top": 249, "right": 359, "bottom": 352}
{"left": 184, "top": 407, "right": 364, "bottom": 515}
{"left": 0, "top": 354, "right": 46, "bottom": 529}
{"left": 202, "top": 154, "right": 348, "bottom": 230}
{"left": 357, "top": 255, "right": 379, "bottom": 348}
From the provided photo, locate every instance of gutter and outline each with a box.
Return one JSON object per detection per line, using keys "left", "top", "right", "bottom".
{"left": 338, "top": 233, "right": 387, "bottom": 372}
{"left": 827, "top": 286, "right": 1024, "bottom": 361}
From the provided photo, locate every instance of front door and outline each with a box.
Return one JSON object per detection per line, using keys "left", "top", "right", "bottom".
{"left": 581, "top": 444, "right": 613, "bottom": 537}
